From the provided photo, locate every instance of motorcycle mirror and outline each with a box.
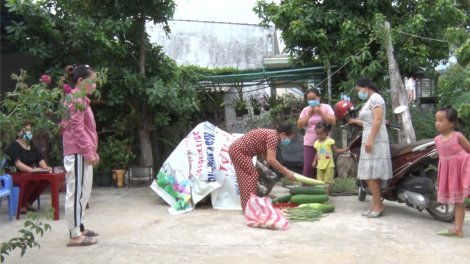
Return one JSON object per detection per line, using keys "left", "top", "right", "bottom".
{"left": 394, "top": 105, "right": 407, "bottom": 115}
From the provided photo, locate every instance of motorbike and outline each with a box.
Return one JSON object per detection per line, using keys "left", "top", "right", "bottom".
{"left": 342, "top": 106, "right": 455, "bottom": 222}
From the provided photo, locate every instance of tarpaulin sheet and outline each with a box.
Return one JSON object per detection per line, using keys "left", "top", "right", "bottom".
{"left": 150, "top": 122, "right": 256, "bottom": 214}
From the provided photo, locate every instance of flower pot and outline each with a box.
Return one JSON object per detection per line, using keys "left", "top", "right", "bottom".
{"left": 253, "top": 108, "right": 261, "bottom": 115}
{"left": 263, "top": 105, "right": 271, "bottom": 111}
{"left": 235, "top": 110, "right": 244, "bottom": 117}
{"left": 243, "top": 109, "right": 249, "bottom": 115}
{"left": 283, "top": 107, "right": 292, "bottom": 115}
{"left": 94, "top": 172, "right": 113, "bottom": 187}
{"left": 112, "top": 169, "right": 126, "bottom": 188}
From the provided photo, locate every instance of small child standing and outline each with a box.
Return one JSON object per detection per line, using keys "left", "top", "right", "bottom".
{"left": 312, "top": 122, "right": 349, "bottom": 195}
{"left": 434, "top": 106, "right": 470, "bottom": 238}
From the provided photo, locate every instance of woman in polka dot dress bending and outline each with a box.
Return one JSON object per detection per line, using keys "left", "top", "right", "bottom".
{"left": 229, "top": 122, "right": 296, "bottom": 211}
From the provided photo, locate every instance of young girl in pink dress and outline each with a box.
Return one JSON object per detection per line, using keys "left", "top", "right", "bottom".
{"left": 434, "top": 106, "right": 470, "bottom": 238}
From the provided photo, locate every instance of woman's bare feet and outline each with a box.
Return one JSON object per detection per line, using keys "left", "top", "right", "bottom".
{"left": 82, "top": 229, "right": 99, "bottom": 237}
{"left": 449, "top": 228, "right": 464, "bottom": 237}
{"left": 367, "top": 204, "right": 386, "bottom": 218}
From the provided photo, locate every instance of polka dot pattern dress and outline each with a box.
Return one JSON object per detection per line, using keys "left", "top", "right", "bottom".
{"left": 229, "top": 129, "right": 278, "bottom": 211}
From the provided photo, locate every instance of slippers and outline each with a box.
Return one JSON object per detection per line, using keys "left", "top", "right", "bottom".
{"left": 20, "top": 211, "right": 27, "bottom": 215}
{"left": 362, "top": 210, "right": 371, "bottom": 216}
{"left": 437, "top": 230, "right": 462, "bottom": 238}
{"left": 367, "top": 211, "right": 383, "bottom": 218}
{"left": 82, "top": 229, "right": 99, "bottom": 237}
{"left": 66, "top": 236, "right": 98, "bottom": 247}
{"left": 26, "top": 207, "right": 36, "bottom": 212}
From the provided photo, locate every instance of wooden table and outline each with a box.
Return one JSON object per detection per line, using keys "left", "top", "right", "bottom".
{"left": 11, "top": 172, "right": 66, "bottom": 221}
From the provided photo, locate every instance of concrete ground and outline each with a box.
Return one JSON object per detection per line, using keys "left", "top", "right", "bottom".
{"left": 1, "top": 183, "right": 469, "bottom": 264}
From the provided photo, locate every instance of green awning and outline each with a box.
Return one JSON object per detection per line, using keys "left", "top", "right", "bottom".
{"left": 198, "top": 65, "right": 335, "bottom": 85}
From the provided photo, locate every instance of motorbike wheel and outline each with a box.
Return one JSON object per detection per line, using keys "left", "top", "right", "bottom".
{"left": 425, "top": 170, "right": 455, "bottom": 223}
{"left": 358, "top": 186, "right": 366, "bottom": 202}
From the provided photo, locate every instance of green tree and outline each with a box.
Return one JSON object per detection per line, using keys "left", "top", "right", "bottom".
{"left": 437, "top": 64, "right": 470, "bottom": 107}
{"left": 5, "top": 0, "right": 198, "bottom": 167}
{"left": 253, "top": 0, "right": 468, "bottom": 94}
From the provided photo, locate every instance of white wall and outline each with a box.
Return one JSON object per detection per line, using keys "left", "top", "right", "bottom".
{"left": 147, "top": 20, "right": 276, "bottom": 69}
{"left": 147, "top": 20, "right": 276, "bottom": 132}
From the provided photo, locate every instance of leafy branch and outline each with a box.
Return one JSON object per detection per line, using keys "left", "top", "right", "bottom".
{"left": 1, "top": 207, "right": 55, "bottom": 263}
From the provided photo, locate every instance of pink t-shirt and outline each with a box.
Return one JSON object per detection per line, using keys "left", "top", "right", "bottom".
{"left": 299, "top": 104, "right": 335, "bottom": 146}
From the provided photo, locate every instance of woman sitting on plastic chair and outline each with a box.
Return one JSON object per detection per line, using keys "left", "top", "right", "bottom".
{"left": 4, "top": 125, "right": 52, "bottom": 214}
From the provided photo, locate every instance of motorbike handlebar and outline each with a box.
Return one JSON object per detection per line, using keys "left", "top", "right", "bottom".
{"left": 388, "top": 124, "right": 401, "bottom": 130}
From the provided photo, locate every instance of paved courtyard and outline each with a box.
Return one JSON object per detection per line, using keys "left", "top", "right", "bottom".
{"left": 1, "top": 184, "right": 469, "bottom": 264}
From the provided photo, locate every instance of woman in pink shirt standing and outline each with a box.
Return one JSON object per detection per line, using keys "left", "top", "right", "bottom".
{"left": 62, "top": 64, "right": 99, "bottom": 247}
{"left": 297, "top": 88, "right": 336, "bottom": 184}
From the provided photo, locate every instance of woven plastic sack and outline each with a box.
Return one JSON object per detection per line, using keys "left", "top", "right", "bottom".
{"left": 244, "top": 194, "right": 289, "bottom": 230}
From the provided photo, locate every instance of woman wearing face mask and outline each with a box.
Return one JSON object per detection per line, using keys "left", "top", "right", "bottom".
{"left": 4, "top": 125, "right": 53, "bottom": 214}
{"left": 347, "top": 76, "right": 392, "bottom": 218}
{"left": 297, "top": 88, "right": 336, "bottom": 184}
{"left": 62, "top": 64, "right": 99, "bottom": 247}
{"left": 229, "top": 122, "right": 297, "bottom": 211}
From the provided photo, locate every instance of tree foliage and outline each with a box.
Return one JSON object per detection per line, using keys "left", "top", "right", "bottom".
{"left": 0, "top": 206, "right": 54, "bottom": 262}
{"left": 5, "top": 0, "right": 199, "bottom": 167}
{"left": 254, "top": 0, "right": 469, "bottom": 94}
{"left": 437, "top": 64, "right": 470, "bottom": 107}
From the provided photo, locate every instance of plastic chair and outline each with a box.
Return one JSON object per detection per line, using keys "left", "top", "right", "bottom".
{"left": 0, "top": 175, "right": 41, "bottom": 215}
{"left": 0, "top": 174, "right": 14, "bottom": 221}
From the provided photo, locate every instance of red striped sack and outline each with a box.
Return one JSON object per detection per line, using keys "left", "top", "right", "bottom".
{"left": 244, "top": 194, "right": 289, "bottom": 230}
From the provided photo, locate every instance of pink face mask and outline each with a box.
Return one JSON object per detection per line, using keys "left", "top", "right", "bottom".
{"left": 82, "top": 80, "right": 96, "bottom": 92}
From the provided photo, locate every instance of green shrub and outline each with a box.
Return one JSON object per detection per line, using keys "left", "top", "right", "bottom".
{"left": 331, "top": 177, "right": 357, "bottom": 193}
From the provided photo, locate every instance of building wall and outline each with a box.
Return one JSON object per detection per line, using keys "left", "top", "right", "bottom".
{"left": 147, "top": 20, "right": 277, "bottom": 132}
{"left": 147, "top": 20, "right": 277, "bottom": 69}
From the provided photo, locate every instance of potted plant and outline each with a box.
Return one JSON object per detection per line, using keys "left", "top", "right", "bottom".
{"left": 108, "top": 136, "right": 136, "bottom": 188}
{"left": 249, "top": 95, "right": 262, "bottom": 115}
{"left": 232, "top": 84, "right": 248, "bottom": 117}
{"left": 233, "top": 100, "right": 248, "bottom": 117}
{"left": 94, "top": 136, "right": 136, "bottom": 187}
{"left": 281, "top": 94, "right": 296, "bottom": 115}
{"left": 263, "top": 92, "right": 279, "bottom": 111}
{"left": 93, "top": 147, "right": 113, "bottom": 187}
{"left": 207, "top": 87, "right": 227, "bottom": 121}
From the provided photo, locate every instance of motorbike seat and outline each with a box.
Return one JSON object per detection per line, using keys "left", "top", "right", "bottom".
{"left": 390, "top": 139, "right": 434, "bottom": 158}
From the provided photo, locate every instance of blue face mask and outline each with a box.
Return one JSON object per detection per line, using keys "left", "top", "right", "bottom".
{"left": 358, "top": 88, "right": 369, "bottom": 100}
{"left": 281, "top": 136, "right": 291, "bottom": 146}
{"left": 308, "top": 100, "right": 320, "bottom": 107}
{"left": 22, "top": 132, "right": 33, "bottom": 140}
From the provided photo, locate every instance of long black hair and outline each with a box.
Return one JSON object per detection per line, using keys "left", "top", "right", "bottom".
{"left": 276, "top": 122, "right": 296, "bottom": 136}
{"left": 65, "top": 64, "right": 95, "bottom": 88}
{"left": 437, "top": 105, "right": 466, "bottom": 128}
{"left": 356, "top": 76, "right": 379, "bottom": 92}
{"left": 306, "top": 87, "right": 321, "bottom": 97}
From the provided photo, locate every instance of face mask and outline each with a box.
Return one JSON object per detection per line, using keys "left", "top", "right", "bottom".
{"left": 358, "top": 88, "right": 369, "bottom": 100}
{"left": 22, "top": 132, "right": 33, "bottom": 140}
{"left": 83, "top": 80, "right": 96, "bottom": 92}
{"left": 308, "top": 100, "right": 320, "bottom": 107}
{"left": 281, "top": 136, "right": 291, "bottom": 146}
